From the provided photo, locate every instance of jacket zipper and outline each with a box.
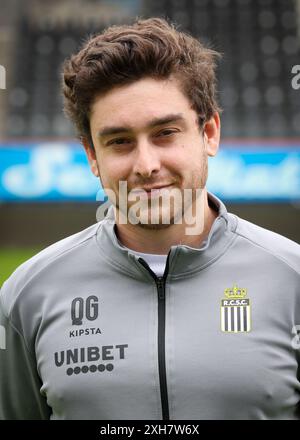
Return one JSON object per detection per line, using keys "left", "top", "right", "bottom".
{"left": 138, "top": 258, "right": 170, "bottom": 420}
{"left": 156, "top": 276, "right": 169, "bottom": 420}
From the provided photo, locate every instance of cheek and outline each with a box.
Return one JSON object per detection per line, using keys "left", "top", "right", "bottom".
{"left": 169, "top": 144, "right": 202, "bottom": 171}
{"left": 181, "top": 148, "right": 207, "bottom": 181}
{"left": 99, "top": 157, "right": 131, "bottom": 187}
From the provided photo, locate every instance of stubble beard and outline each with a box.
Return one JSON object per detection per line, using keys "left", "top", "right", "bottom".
{"left": 115, "top": 156, "right": 208, "bottom": 230}
{"left": 97, "top": 149, "right": 208, "bottom": 231}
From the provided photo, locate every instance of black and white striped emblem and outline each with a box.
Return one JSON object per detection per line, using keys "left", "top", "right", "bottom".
{"left": 221, "top": 298, "right": 251, "bottom": 333}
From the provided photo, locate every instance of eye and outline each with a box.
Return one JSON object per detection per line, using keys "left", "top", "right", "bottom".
{"left": 157, "top": 129, "right": 178, "bottom": 137}
{"left": 107, "top": 137, "right": 132, "bottom": 146}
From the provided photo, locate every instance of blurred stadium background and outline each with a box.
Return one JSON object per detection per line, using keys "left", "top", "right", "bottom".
{"left": 0, "top": 0, "right": 300, "bottom": 285}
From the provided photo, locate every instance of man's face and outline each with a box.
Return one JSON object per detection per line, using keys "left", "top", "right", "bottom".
{"left": 85, "top": 76, "right": 220, "bottom": 229}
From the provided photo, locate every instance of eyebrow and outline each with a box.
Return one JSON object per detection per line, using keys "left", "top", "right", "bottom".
{"left": 97, "top": 113, "right": 185, "bottom": 138}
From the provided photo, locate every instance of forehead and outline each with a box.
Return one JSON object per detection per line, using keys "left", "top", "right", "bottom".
{"left": 89, "top": 76, "right": 195, "bottom": 130}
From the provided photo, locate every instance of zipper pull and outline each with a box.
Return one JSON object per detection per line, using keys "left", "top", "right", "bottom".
{"left": 157, "top": 277, "right": 165, "bottom": 300}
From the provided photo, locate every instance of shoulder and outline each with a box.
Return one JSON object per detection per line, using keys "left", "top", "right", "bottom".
{"left": 0, "top": 222, "right": 101, "bottom": 317}
{"left": 229, "top": 213, "right": 300, "bottom": 276}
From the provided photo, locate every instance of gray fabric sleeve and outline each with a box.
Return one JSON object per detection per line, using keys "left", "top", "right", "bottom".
{"left": 0, "top": 303, "right": 51, "bottom": 420}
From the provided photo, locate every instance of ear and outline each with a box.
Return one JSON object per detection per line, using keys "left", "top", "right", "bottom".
{"left": 82, "top": 136, "right": 100, "bottom": 177}
{"left": 203, "top": 112, "right": 220, "bottom": 157}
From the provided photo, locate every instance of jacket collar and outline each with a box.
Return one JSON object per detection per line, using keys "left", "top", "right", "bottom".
{"left": 95, "top": 192, "right": 237, "bottom": 281}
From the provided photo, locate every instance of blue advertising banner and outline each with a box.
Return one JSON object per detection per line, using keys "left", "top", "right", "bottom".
{"left": 0, "top": 142, "right": 299, "bottom": 202}
{"left": 0, "top": 143, "right": 99, "bottom": 202}
{"left": 207, "top": 146, "right": 300, "bottom": 202}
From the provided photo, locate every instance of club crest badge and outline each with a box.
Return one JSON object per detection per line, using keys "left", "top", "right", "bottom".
{"left": 221, "top": 284, "right": 251, "bottom": 333}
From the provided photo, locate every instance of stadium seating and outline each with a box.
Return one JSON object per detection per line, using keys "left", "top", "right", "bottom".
{"left": 6, "top": 0, "right": 300, "bottom": 138}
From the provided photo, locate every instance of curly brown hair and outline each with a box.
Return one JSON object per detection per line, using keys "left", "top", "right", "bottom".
{"left": 62, "top": 17, "right": 222, "bottom": 143}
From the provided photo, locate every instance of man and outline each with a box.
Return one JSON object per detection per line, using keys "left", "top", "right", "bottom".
{"left": 0, "top": 17, "right": 300, "bottom": 420}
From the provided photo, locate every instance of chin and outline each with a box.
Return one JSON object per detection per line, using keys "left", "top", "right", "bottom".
{"left": 136, "top": 222, "right": 173, "bottom": 231}
{"left": 133, "top": 211, "right": 183, "bottom": 230}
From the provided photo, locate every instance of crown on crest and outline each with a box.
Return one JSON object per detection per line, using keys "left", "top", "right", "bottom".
{"left": 224, "top": 284, "right": 247, "bottom": 299}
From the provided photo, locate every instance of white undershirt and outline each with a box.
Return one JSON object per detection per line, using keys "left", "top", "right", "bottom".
{"left": 119, "top": 238, "right": 209, "bottom": 277}
{"left": 120, "top": 244, "right": 168, "bottom": 277}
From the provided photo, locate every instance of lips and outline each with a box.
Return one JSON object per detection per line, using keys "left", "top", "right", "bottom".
{"left": 129, "top": 184, "right": 173, "bottom": 199}
{"left": 131, "top": 184, "right": 173, "bottom": 193}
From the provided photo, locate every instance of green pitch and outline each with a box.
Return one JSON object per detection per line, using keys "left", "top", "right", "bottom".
{"left": 0, "top": 248, "right": 42, "bottom": 287}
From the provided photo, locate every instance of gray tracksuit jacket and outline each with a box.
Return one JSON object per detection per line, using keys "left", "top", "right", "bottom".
{"left": 0, "top": 193, "right": 300, "bottom": 420}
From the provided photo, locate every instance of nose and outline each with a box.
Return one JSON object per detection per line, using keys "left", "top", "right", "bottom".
{"left": 132, "top": 139, "right": 161, "bottom": 178}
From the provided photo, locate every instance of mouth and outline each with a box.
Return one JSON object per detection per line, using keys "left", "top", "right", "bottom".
{"left": 130, "top": 184, "right": 173, "bottom": 198}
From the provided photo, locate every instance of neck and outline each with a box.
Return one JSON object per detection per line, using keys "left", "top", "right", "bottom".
{"left": 114, "top": 190, "right": 218, "bottom": 255}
